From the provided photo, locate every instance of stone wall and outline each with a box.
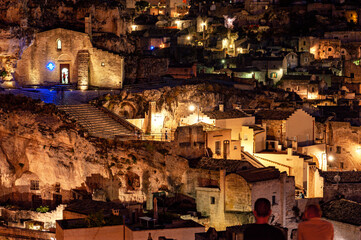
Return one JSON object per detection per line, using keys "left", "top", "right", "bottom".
{"left": 323, "top": 182, "right": 361, "bottom": 203}
{"left": 225, "top": 174, "right": 251, "bottom": 212}
{"left": 89, "top": 48, "right": 124, "bottom": 88}
{"left": 0, "top": 205, "right": 65, "bottom": 229}
{"left": 125, "top": 56, "right": 169, "bottom": 81}
{"left": 0, "top": 225, "right": 55, "bottom": 240}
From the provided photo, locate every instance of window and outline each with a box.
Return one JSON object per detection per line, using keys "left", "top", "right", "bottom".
{"left": 311, "top": 87, "right": 315, "bottom": 92}
{"left": 30, "top": 180, "right": 39, "bottom": 190}
{"left": 330, "top": 147, "right": 332, "bottom": 152}
{"left": 272, "top": 195, "right": 276, "bottom": 205}
{"left": 215, "top": 141, "right": 221, "bottom": 155}
{"left": 303, "top": 41, "right": 306, "bottom": 46}
{"left": 243, "top": 134, "right": 248, "bottom": 141}
{"left": 234, "top": 145, "right": 237, "bottom": 150}
{"left": 304, "top": 57, "right": 308, "bottom": 63}
{"left": 328, "top": 47, "right": 332, "bottom": 52}
{"left": 336, "top": 146, "right": 341, "bottom": 154}
{"left": 55, "top": 183, "right": 60, "bottom": 193}
{"left": 351, "top": 73, "right": 354, "bottom": 78}
{"left": 211, "top": 197, "right": 215, "bottom": 204}
{"left": 57, "top": 39, "right": 62, "bottom": 50}
{"left": 340, "top": 162, "right": 344, "bottom": 169}
{"left": 270, "top": 72, "right": 277, "bottom": 78}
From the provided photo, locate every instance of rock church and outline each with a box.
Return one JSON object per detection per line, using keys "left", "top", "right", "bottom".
{"left": 15, "top": 27, "right": 124, "bottom": 89}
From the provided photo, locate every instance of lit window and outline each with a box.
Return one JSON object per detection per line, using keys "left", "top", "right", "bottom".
{"left": 30, "top": 180, "right": 39, "bottom": 190}
{"left": 57, "top": 39, "right": 62, "bottom": 50}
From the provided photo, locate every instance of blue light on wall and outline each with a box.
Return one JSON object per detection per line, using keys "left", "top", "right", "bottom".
{"left": 150, "top": 46, "right": 155, "bottom": 50}
{"left": 46, "top": 62, "right": 55, "bottom": 71}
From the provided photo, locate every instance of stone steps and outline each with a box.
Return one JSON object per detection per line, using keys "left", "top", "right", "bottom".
{"left": 58, "top": 104, "right": 134, "bottom": 139}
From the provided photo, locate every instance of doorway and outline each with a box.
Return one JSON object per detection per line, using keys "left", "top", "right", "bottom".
{"left": 60, "top": 64, "right": 70, "bottom": 84}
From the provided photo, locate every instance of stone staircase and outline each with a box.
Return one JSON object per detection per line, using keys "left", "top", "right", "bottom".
{"left": 58, "top": 104, "right": 136, "bottom": 139}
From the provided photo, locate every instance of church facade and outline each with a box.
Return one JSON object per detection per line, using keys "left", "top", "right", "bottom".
{"left": 15, "top": 28, "right": 124, "bottom": 89}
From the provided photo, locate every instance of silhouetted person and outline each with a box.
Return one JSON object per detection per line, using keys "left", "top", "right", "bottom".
{"left": 298, "top": 204, "right": 334, "bottom": 240}
{"left": 244, "top": 198, "right": 286, "bottom": 240}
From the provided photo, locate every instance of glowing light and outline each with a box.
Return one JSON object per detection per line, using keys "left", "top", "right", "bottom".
{"left": 160, "top": 43, "right": 165, "bottom": 48}
{"left": 328, "top": 155, "right": 334, "bottom": 161}
{"left": 131, "top": 25, "right": 137, "bottom": 31}
{"left": 189, "top": 104, "right": 196, "bottom": 112}
{"left": 229, "top": 44, "right": 233, "bottom": 48}
{"left": 46, "top": 62, "right": 55, "bottom": 71}
{"left": 201, "top": 22, "right": 206, "bottom": 27}
{"left": 356, "top": 147, "right": 361, "bottom": 153}
{"left": 187, "top": 36, "right": 191, "bottom": 40}
{"left": 221, "top": 59, "right": 225, "bottom": 64}
{"left": 150, "top": 46, "right": 155, "bottom": 50}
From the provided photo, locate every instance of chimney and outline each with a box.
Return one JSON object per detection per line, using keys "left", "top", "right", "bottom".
{"left": 153, "top": 197, "right": 158, "bottom": 220}
{"left": 85, "top": 14, "right": 92, "bottom": 40}
{"left": 219, "top": 104, "right": 224, "bottom": 112}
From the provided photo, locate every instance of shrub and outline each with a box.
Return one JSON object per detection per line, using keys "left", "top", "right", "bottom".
{"left": 36, "top": 206, "right": 50, "bottom": 213}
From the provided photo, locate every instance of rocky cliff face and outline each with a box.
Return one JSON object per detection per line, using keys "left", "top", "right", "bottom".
{"left": 101, "top": 83, "right": 299, "bottom": 128}
{"left": 0, "top": 95, "right": 189, "bottom": 206}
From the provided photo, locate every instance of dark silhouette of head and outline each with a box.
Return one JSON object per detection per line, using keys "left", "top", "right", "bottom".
{"left": 304, "top": 204, "right": 322, "bottom": 219}
{"left": 253, "top": 198, "right": 272, "bottom": 221}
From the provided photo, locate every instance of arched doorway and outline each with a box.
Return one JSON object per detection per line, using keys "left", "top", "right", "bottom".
{"left": 60, "top": 64, "right": 70, "bottom": 84}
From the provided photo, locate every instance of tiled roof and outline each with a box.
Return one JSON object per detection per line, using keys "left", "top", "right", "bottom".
{"left": 236, "top": 167, "right": 281, "bottom": 183}
{"left": 281, "top": 75, "right": 313, "bottom": 81}
{"left": 320, "top": 171, "right": 361, "bottom": 183}
{"left": 65, "top": 199, "right": 126, "bottom": 216}
{"left": 322, "top": 199, "right": 361, "bottom": 226}
{"left": 204, "top": 109, "right": 251, "bottom": 119}
{"left": 248, "top": 125, "right": 265, "bottom": 131}
{"left": 255, "top": 109, "right": 295, "bottom": 120}
{"left": 189, "top": 158, "right": 279, "bottom": 182}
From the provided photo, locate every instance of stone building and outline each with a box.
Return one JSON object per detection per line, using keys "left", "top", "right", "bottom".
{"left": 280, "top": 75, "right": 321, "bottom": 100}
{"left": 318, "top": 121, "right": 361, "bottom": 171}
{"left": 251, "top": 56, "right": 287, "bottom": 84}
{"left": 255, "top": 109, "right": 315, "bottom": 148}
{"left": 186, "top": 160, "right": 295, "bottom": 233}
{"left": 15, "top": 28, "right": 125, "bottom": 89}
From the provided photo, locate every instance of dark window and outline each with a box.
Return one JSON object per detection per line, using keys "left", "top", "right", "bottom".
{"left": 328, "top": 48, "right": 332, "bottom": 52}
{"left": 211, "top": 197, "right": 215, "bottom": 204}
{"left": 30, "top": 180, "right": 39, "bottom": 190}
{"left": 303, "top": 41, "right": 306, "bottom": 45}
{"left": 311, "top": 87, "right": 315, "bottom": 92}
{"left": 351, "top": 73, "right": 354, "bottom": 78}
{"left": 55, "top": 183, "right": 60, "bottom": 193}
{"left": 340, "top": 162, "right": 344, "bottom": 169}
{"left": 272, "top": 195, "right": 276, "bottom": 205}
{"left": 215, "top": 141, "right": 221, "bottom": 155}
{"left": 330, "top": 147, "right": 332, "bottom": 152}
{"left": 336, "top": 146, "right": 341, "bottom": 154}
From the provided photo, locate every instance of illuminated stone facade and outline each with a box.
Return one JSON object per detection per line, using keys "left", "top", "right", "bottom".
{"left": 15, "top": 28, "right": 124, "bottom": 89}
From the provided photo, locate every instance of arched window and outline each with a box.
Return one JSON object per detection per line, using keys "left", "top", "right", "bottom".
{"left": 57, "top": 39, "right": 62, "bottom": 50}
